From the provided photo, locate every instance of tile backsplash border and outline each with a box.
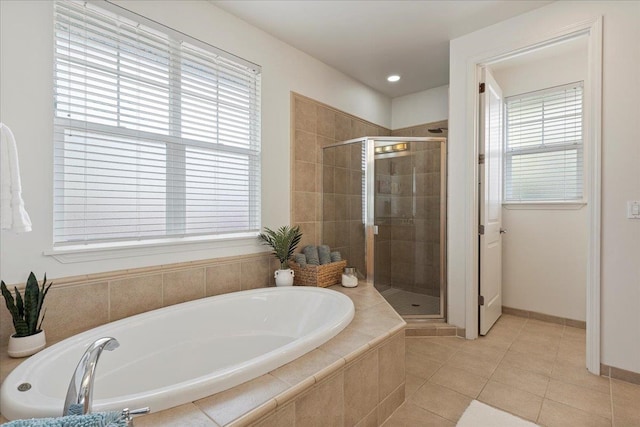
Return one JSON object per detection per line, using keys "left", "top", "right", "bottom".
{"left": 0, "top": 252, "right": 278, "bottom": 350}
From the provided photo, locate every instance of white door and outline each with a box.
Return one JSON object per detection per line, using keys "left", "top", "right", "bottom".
{"left": 479, "top": 67, "right": 504, "bottom": 335}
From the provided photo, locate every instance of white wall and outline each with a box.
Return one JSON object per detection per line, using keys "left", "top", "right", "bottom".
{"left": 449, "top": 1, "right": 640, "bottom": 373}
{"left": 0, "top": 0, "right": 391, "bottom": 284}
{"left": 391, "top": 85, "right": 448, "bottom": 129}
{"left": 492, "top": 47, "right": 588, "bottom": 321}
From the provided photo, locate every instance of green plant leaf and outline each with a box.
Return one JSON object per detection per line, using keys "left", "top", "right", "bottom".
{"left": 258, "top": 225, "right": 303, "bottom": 269}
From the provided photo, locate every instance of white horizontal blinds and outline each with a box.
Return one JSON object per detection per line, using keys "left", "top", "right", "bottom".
{"left": 53, "top": 0, "right": 261, "bottom": 245}
{"left": 504, "top": 82, "right": 583, "bottom": 202}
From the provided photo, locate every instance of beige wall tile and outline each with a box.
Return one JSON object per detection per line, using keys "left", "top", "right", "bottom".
{"left": 377, "top": 383, "right": 405, "bottom": 425}
{"left": 294, "top": 97, "right": 316, "bottom": 133}
{"left": 196, "top": 374, "right": 288, "bottom": 426}
{"left": 135, "top": 403, "right": 219, "bottom": 427}
{"left": 316, "top": 106, "right": 335, "bottom": 139}
{"left": 110, "top": 274, "right": 163, "bottom": 321}
{"left": 293, "top": 191, "right": 316, "bottom": 223}
{"left": 344, "top": 350, "right": 379, "bottom": 426}
{"left": 378, "top": 332, "right": 405, "bottom": 401}
{"left": 478, "top": 380, "right": 543, "bottom": 422}
{"left": 294, "top": 130, "right": 316, "bottom": 164}
{"left": 355, "top": 407, "right": 378, "bottom": 427}
{"left": 335, "top": 114, "right": 352, "bottom": 142}
{"left": 44, "top": 281, "right": 109, "bottom": 343}
{"left": 271, "top": 348, "right": 341, "bottom": 386}
{"left": 206, "top": 263, "right": 241, "bottom": 296}
{"left": 294, "top": 161, "right": 317, "bottom": 193}
{"left": 0, "top": 296, "right": 14, "bottom": 347}
{"left": 252, "top": 403, "right": 295, "bottom": 427}
{"left": 241, "top": 257, "right": 270, "bottom": 290}
{"left": 295, "top": 372, "right": 344, "bottom": 427}
{"left": 295, "top": 222, "right": 317, "bottom": 251}
{"left": 163, "top": 268, "right": 205, "bottom": 307}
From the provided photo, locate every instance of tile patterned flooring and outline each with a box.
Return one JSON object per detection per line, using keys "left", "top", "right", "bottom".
{"left": 383, "top": 314, "right": 640, "bottom": 427}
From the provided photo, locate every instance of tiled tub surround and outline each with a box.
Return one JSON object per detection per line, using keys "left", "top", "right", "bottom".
{"left": 0, "top": 252, "right": 279, "bottom": 385}
{"left": 0, "top": 282, "right": 406, "bottom": 426}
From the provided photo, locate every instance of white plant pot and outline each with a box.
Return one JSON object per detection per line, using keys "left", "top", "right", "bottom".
{"left": 8, "top": 330, "right": 46, "bottom": 358}
{"left": 274, "top": 268, "right": 295, "bottom": 286}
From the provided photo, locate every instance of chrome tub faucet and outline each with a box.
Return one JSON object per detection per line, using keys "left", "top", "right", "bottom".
{"left": 63, "top": 337, "right": 119, "bottom": 415}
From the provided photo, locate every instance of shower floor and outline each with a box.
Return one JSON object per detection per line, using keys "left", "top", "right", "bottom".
{"left": 380, "top": 287, "right": 440, "bottom": 316}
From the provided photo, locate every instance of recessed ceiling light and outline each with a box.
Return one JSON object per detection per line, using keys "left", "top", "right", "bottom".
{"left": 387, "top": 75, "right": 400, "bottom": 82}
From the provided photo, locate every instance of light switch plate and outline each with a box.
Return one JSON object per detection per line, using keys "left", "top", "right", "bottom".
{"left": 627, "top": 200, "right": 640, "bottom": 219}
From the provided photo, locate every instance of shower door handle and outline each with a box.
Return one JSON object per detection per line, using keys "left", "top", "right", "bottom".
{"left": 373, "top": 225, "right": 379, "bottom": 235}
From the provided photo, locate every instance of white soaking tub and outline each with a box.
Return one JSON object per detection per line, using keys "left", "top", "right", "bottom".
{"left": 0, "top": 286, "right": 354, "bottom": 420}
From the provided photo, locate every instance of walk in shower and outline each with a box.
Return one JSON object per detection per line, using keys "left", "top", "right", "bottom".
{"left": 322, "top": 137, "right": 446, "bottom": 318}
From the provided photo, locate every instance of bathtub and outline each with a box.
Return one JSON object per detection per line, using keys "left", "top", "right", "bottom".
{"left": 0, "top": 286, "right": 354, "bottom": 420}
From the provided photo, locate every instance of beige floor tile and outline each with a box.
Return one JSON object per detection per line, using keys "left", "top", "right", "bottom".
{"left": 405, "top": 351, "right": 442, "bottom": 379}
{"left": 545, "top": 379, "right": 611, "bottom": 420}
{"left": 510, "top": 333, "right": 561, "bottom": 358}
{"left": 538, "top": 399, "right": 611, "bottom": 427}
{"left": 495, "top": 314, "right": 528, "bottom": 329}
{"left": 381, "top": 402, "right": 454, "bottom": 427}
{"left": 429, "top": 364, "right": 488, "bottom": 398}
{"left": 135, "top": 403, "right": 220, "bottom": 427}
{"left": 501, "top": 348, "right": 555, "bottom": 376}
{"left": 444, "top": 349, "right": 502, "bottom": 379}
{"left": 405, "top": 339, "right": 458, "bottom": 363}
{"left": 405, "top": 373, "right": 427, "bottom": 398}
{"left": 611, "top": 379, "right": 640, "bottom": 426}
{"left": 556, "top": 340, "right": 586, "bottom": 366}
{"left": 409, "top": 382, "right": 472, "bottom": 422}
{"left": 562, "top": 326, "right": 586, "bottom": 341}
{"left": 491, "top": 362, "right": 550, "bottom": 397}
{"left": 428, "top": 336, "right": 467, "bottom": 349}
{"left": 478, "top": 380, "right": 543, "bottom": 422}
{"left": 551, "top": 359, "right": 611, "bottom": 394}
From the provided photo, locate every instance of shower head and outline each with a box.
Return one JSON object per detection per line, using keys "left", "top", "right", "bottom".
{"left": 428, "top": 127, "right": 448, "bottom": 134}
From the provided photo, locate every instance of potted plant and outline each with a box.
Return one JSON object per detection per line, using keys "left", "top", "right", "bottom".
{"left": 258, "top": 225, "right": 302, "bottom": 286}
{"left": 1, "top": 272, "right": 52, "bottom": 358}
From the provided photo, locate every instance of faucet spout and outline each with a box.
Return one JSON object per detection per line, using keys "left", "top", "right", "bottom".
{"left": 63, "top": 337, "right": 119, "bottom": 415}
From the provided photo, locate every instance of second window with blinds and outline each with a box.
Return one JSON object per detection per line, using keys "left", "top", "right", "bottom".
{"left": 504, "top": 82, "right": 584, "bottom": 203}
{"left": 53, "top": 0, "right": 261, "bottom": 247}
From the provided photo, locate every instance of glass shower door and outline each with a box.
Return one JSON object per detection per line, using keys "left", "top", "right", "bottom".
{"left": 372, "top": 139, "right": 446, "bottom": 318}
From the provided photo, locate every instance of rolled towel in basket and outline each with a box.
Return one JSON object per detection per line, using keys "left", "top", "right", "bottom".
{"left": 303, "top": 245, "right": 320, "bottom": 265}
{"left": 318, "top": 245, "right": 331, "bottom": 265}
{"left": 1, "top": 411, "right": 127, "bottom": 427}
{"left": 330, "top": 251, "right": 342, "bottom": 262}
{"left": 294, "top": 253, "right": 307, "bottom": 268}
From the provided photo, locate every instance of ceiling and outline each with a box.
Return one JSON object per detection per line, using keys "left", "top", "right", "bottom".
{"left": 211, "top": 1, "right": 553, "bottom": 98}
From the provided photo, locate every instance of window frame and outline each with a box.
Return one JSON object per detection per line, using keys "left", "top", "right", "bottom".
{"left": 502, "top": 81, "right": 585, "bottom": 206}
{"left": 51, "top": 0, "right": 262, "bottom": 254}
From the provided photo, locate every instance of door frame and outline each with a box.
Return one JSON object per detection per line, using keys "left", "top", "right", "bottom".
{"left": 462, "top": 17, "right": 603, "bottom": 374}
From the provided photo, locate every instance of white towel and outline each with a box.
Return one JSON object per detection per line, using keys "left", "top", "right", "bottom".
{"left": 1, "top": 123, "right": 32, "bottom": 233}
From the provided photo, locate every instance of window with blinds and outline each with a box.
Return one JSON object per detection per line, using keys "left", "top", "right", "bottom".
{"left": 504, "top": 82, "right": 583, "bottom": 202}
{"left": 53, "top": 0, "right": 261, "bottom": 246}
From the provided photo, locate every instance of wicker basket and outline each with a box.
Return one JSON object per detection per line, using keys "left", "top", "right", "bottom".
{"left": 289, "top": 260, "right": 347, "bottom": 288}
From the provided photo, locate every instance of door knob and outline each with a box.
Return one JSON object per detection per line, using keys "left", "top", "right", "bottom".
{"left": 500, "top": 228, "right": 507, "bottom": 234}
